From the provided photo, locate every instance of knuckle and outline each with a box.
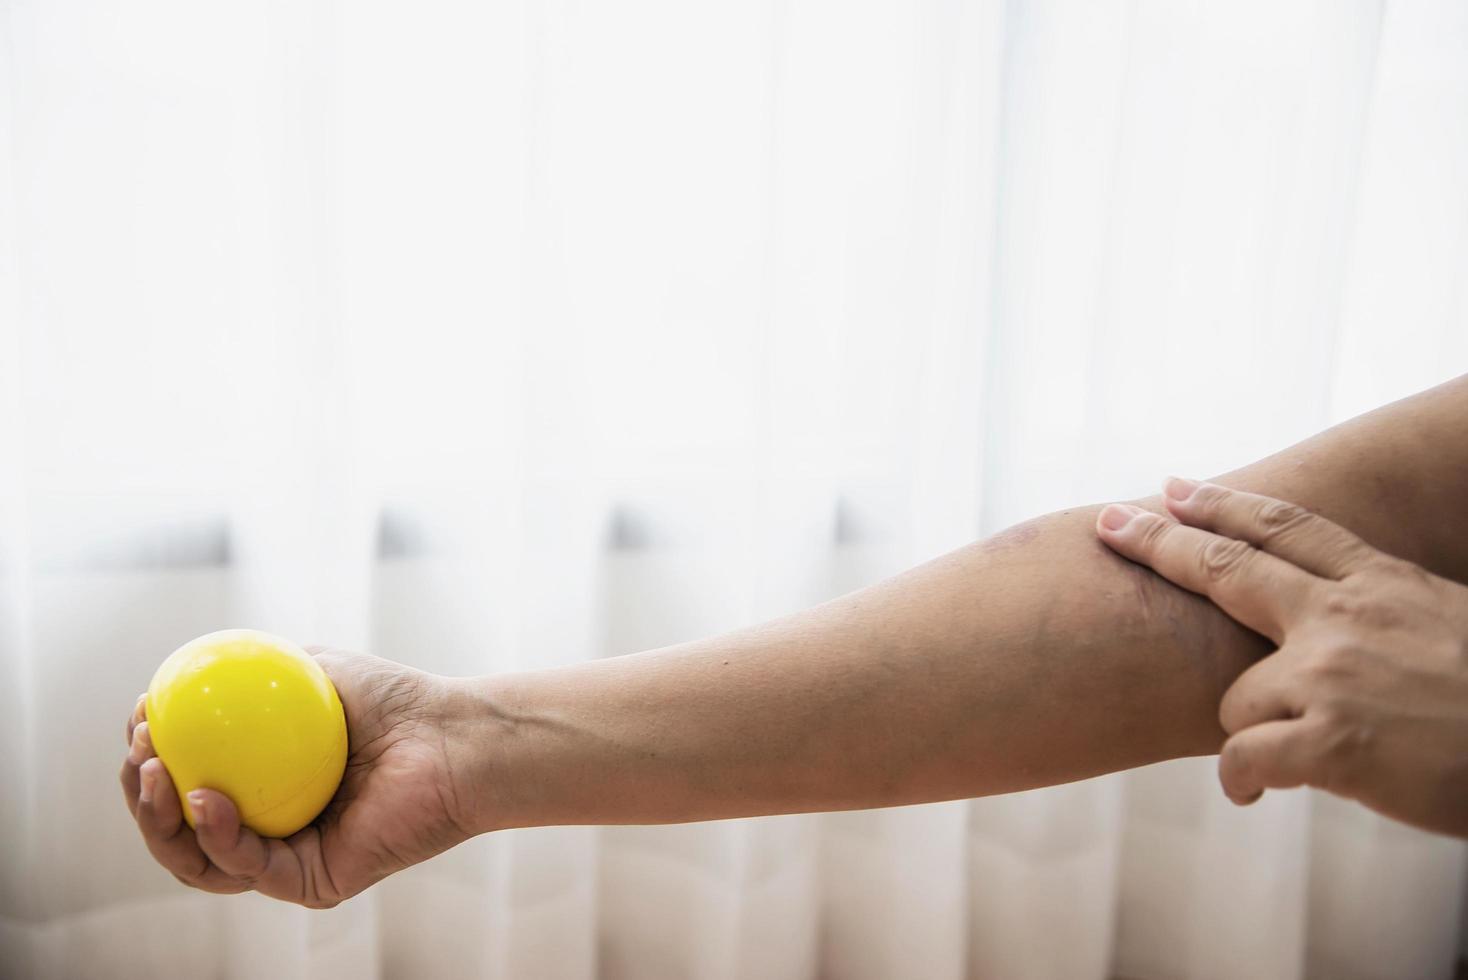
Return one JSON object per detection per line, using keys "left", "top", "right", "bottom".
{"left": 243, "top": 852, "right": 271, "bottom": 883}
{"left": 235, "top": 869, "right": 265, "bottom": 889}
{"left": 1190, "top": 482, "right": 1232, "bottom": 514}
{"left": 1298, "top": 642, "right": 1357, "bottom": 686}
{"left": 1341, "top": 549, "right": 1410, "bottom": 585}
{"left": 1200, "top": 537, "right": 1253, "bottom": 582}
{"left": 1254, "top": 499, "right": 1311, "bottom": 539}
{"left": 1321, "top": 586, "right": 1400, "bottom": 629}
{"left": 1374, "top": 554, "right": 1433, "bottom": 588}
{"left": 1310, "top": 714, "right": 1371, "bottom": 795}
{"left": 1133, "top": 513, "right": 1172, "bottom": 552}
{"left": 212, "top": 851, "right": 264, "bottom": 886}
{"left": 199, "top": 834, "right": 259, "bottom": 879}
{"left": 171, "top": 860, "right": 212, "bottom": 888}
{"left": 1321, "top": 590, "right": 1369, "bottom": 622}
{"left": 1217, "top": 674, "right": 1268, "bottom": 734}
{"left": 1308, "top": 692, "right": 1353, "bottom": 727}
{"left": 1400, "top": 558, "right": 1435, "bottom": 585}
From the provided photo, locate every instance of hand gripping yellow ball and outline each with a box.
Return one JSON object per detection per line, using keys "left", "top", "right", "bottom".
{"left": 146, "top": 629, "right": 348, "bottom": 838}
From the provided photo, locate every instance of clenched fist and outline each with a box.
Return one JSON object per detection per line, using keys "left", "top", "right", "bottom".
{"left": 120, "top": 649, "right": 488, "bottom": 907}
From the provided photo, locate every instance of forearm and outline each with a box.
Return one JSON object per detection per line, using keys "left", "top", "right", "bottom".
{"left": 453, "top": 376, "right": 1468, "bottom": 833}
{"left": 452, "top": 510, "right": 1243, "bottom": 832}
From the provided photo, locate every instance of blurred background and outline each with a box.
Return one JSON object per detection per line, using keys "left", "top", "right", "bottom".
{"left": 2, "top": 0, "right": 1467, "bottom": 977}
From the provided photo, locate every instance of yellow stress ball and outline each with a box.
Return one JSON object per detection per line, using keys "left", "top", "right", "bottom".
{"left": 146, "top": 629, "right": 348, "bottom": 838}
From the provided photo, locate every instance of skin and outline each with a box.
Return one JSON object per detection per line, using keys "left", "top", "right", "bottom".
{"left": 120, "top": 374, "right": 1468, "bottom": 908}
{"left": 1097, "top": 480, "right": 1468, "bottom": 839}
{"left": 122, "top": 650, "right": 472, "bottom": 906}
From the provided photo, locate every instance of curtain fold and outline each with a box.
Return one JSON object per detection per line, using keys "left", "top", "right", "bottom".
{"left": 2, "top": 0, "right": 1466, "bottom": 977}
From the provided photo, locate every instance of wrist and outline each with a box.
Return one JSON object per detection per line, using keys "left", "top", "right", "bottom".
{"left": 439, "top": 671, "right": 539, "bottom": 836}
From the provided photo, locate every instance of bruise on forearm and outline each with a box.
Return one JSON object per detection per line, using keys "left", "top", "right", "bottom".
{"left": 993, "top": 505, "right": 1264, "bottom": 784}
{"left": 901, "top": 378, "right": 1468, "bottom": 801}
{"left": 956, "top": 376, "right": 1468, "bottom": 796}
{"left": 1034, "top": 504, "right": 1270, "bottom": 761}
{"left": 803, "top": 501, "right": 1270, "bottom": 809}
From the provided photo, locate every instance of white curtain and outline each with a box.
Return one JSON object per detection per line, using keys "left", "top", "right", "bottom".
{"left": 2, "top": 0, "right": 1466, "bottom": 977}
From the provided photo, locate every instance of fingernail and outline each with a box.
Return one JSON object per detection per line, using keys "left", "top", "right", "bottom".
{"left": 187, "top": 791, "right": 209, "bottom": 824}
{"left": 1164, "top": 476, "right": 1200, "bottom": 502}
{"left": 139, "top": 767, "right": 155, "bottom": 805}
{"left": 1099, "top": 504, "right": 1143, "bottom": 531}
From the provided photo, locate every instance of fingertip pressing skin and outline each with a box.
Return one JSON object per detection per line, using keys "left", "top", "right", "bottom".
{"left": 1158, "top": 478, "right": 1376, "bottom": 580}
{"left": 1096, "top": 503, "right": 1146, "bottom": 534}
{"left": 1163, "top": 476, "right": 1201, "bottom": 504}
{"left": 1096, "top": 491, "right": 1307, "bottom": 644}
{"left": 1119, "top": 479, "right": 1468, "bottom": 836}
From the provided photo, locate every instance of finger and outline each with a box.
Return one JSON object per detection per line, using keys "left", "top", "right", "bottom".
{"left": 1217, "top": 717, "right": 1324, "bottom": 804}
{"left": 1096, "top": 505, "right": 1312, "bottom": 643}
{"left": 1217, "top": 652, "right": 1304, "bottom": 735}
{"left": 1163, "top": 479, "right": 1378, "bottom": 580}
{"left": 119, "top": 755, "right": 142, "bottom": 819}
{"left": 119, "top": 720, "right": 154, "bottom": 817}
{"left": 134, "top": 758, "right": 247, "bottom": 895}
{"left": 125, "top": 693, "right": 147, "bottom": 746}
{"left": 128, "top": 720, "right": 153, "bottom": 766}
{"left": 190, "top": 791, "right": 299, "bottom": 896}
